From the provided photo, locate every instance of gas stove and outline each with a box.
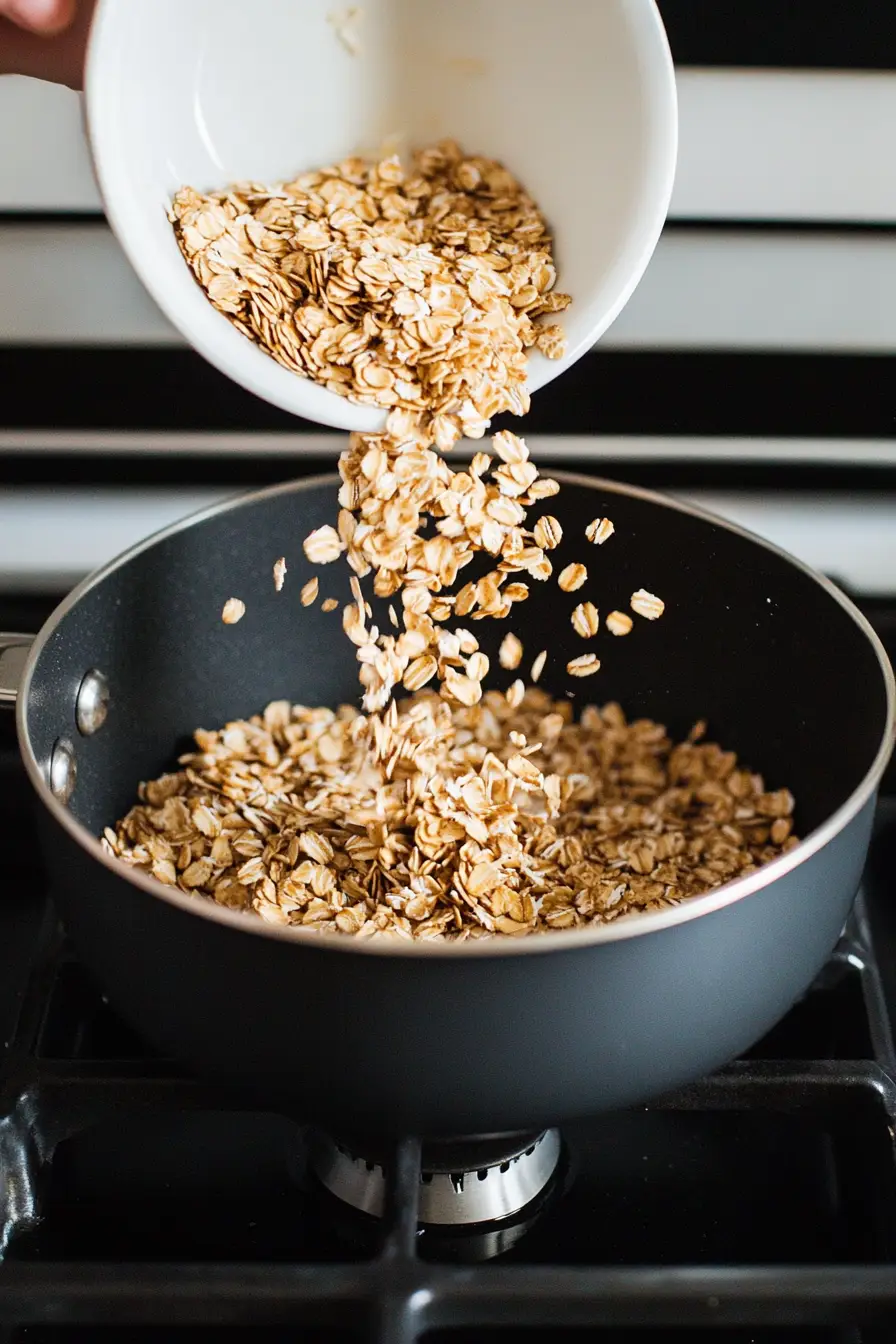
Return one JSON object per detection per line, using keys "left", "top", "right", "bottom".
{"left": 4, "top": 3, "right": 896, "bottom": 1334}
{"left": 2, "top": 598, "right": 896, "bottom": 1340}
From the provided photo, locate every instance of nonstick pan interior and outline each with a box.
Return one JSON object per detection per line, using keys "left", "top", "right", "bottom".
{"left": 22, "top": 473, "right": 890, "bottom": 862}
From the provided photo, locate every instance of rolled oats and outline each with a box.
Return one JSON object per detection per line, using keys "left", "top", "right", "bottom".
{"left": 535, "top": 323, "right": 567, "bottom": 360}
{"left": 530, "top": 650, "right": 547, "bottom": 683}
{"left": 403, "top": 654, "right": 438, "bottom": 691}
{"left": 221, "top": 598, "right": 246, "bottom": 625}
{"left": 106, "top": 690, "right": 798, "bottom": 942}
{"left": 273, "top": 557, "right": 288, "bottom": 592}
{"left": 300, "top": 577, "right": 319, "bottom": 607}
{"left": 306, "top": 420, "right": 632, "bottom": 713}
{"left": 571, "top": 602, "right": 599, "bottom": 638}
{"left": 586, "top": 517, "right": 615, "bottom": 545}
{"left": 631, "top": 589, "right": 665, "bottom": 620}
{"left": 327, "top": 6, "right": 364, "bottom": 56}
{"left": 303, "top": 526, "right": 344, "bottom": 565}
{"left": 533, "top": 516, "right": 563, "bottom": 550}
{"left": 605, "top": 610, "right": 634, "bottom": 637}
{"left": 558, "top": 563, "right": 587, "bottom": 593}
{"left": 567, "top": 653, "right": 601, "bottom": 677}
{"left": 499, "top": 632, "right": 524, "bottom": 671}
{"left": 169, "top": 140, "right": 567, "bottom": 425}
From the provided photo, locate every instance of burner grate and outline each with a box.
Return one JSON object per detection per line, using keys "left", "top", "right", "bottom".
{"left": 4, "top": 745, "right": 896, "bottom": 1339}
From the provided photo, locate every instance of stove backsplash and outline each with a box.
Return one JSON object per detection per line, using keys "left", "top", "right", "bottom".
{"left": 2, "top": 0, "right": 896, "bottom": 597}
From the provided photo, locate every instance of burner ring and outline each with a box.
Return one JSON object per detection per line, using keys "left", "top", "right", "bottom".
{"left": 311, "top": 1128, "right": 562, "bottom": 1226}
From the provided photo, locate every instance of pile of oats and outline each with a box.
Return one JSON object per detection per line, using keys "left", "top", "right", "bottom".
{"left": 103, "top": 690, "right": 798, "bottom": 941}
{"left": 169, "top": 139, "right": 569, "bottom": 432}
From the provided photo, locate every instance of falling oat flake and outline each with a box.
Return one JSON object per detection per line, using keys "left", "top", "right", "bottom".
{"left": 327, "top": 6, "right": 364, "bottom": 57}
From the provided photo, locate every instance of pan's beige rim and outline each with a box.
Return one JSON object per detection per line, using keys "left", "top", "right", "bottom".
{"left": 16, "top": 470, "right": 896, "bottom": 959}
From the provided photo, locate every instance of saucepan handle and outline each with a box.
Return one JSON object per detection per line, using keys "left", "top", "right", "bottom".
{"left": 0, "top": 634, "right": 35, "bottom": 708}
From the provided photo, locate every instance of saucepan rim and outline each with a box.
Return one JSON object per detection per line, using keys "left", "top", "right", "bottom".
{"left": 15, "top": 470, "right": 896, "bottom": 959}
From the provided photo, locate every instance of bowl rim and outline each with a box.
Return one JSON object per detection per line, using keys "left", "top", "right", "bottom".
{"left": 17, "top": 470, "right": 896, "bottom": 960}
{"left": 82, "top": 0, "right": 678, "bottom": 431}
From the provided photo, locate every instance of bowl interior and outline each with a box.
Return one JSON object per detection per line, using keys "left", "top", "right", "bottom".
{"left": 85, "top": 0, "right": 677, "bottom": 428}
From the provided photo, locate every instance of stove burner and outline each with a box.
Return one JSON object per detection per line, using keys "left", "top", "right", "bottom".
{"left": 311, "top": 1128, "right": 562, "bottom": 1226}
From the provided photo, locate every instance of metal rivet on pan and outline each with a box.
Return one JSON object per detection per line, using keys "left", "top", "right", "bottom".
{"left": 76, "top": 668, "right": 110, "bottom": 736}
{"left": 49, "top": 737, "right": 77, "bottom": 805}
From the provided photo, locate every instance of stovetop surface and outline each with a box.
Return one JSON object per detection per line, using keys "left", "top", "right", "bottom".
{"left": 4, "top": 596, "right": 896, "bottom": 1342}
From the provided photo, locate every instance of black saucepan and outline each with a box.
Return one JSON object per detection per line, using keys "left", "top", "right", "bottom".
{"left": 1, "top": 472, "right": 893, "bottom": 1139}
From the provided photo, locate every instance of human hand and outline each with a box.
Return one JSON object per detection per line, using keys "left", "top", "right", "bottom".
{"left": 0, "top": 0, "right": 95, "bottom": 89}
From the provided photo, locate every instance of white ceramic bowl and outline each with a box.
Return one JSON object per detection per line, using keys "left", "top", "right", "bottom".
{"left": 84, "top": 0, "right": 677, "bottom": 432}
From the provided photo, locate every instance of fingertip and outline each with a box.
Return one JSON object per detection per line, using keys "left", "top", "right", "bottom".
{"left": 4, "top": 0, "right": 76, "bottom": 36}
